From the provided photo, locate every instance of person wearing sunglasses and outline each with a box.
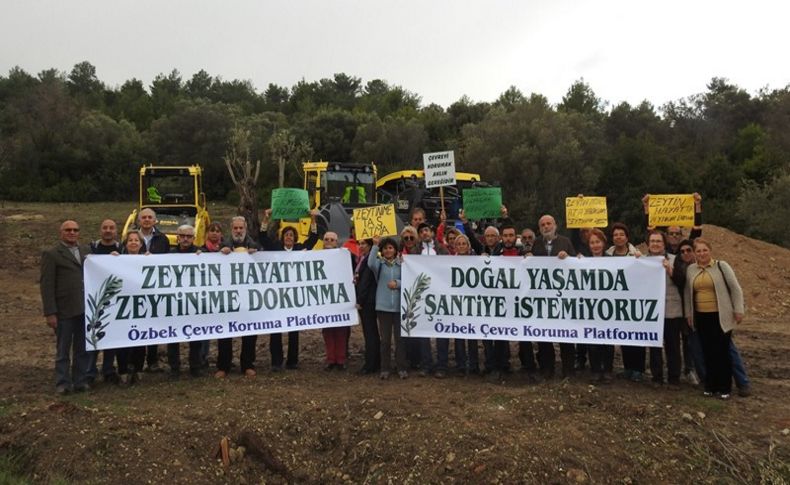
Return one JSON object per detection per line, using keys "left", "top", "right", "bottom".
{"left": 40, "top": 220, "right": 92, "bottom": 394}
{"left": 642, "top": 192, "right": 703, "bottom": 254}
{"left": 167, "top": 225, "right": 204, "bottom": 379}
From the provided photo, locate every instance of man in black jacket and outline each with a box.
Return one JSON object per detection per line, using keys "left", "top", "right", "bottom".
{"left": 530, "top": 214, "right": 577, "bottom": 379}
{"left": 354, "top": 238, "right": 380, "bottom": 374}
{"left": 259, "top": 208, "right": 321, "bottom": 370}
{"left": 216, "top": 216, "right": 260, "bottom": 378}
{"left": 167, "top": 225, "right": 204, "bottom": 378}
{"left": 137, "top": 208, "right": 170, "bottom": 372}
{"left": 88, "top": 219, "right": 123, "bottom": 385}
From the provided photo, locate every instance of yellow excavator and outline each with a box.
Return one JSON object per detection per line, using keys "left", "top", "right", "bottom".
{"left": 122, "top": 165, "right": 211, "bottom": 247}
{"left": 277, "top": 161, "right": 378, "bottom": 246}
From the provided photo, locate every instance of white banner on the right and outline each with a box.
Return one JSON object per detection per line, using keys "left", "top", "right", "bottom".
{"left": 401, "top": 255, "right": 666, "bottom": 347}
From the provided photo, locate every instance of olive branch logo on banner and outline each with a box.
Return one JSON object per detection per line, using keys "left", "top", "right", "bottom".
{"left": 401, "top": 272, "right": 431, "bottom": 335}
{"left": 86, "top": 275, "right": 123, "bottom": 350}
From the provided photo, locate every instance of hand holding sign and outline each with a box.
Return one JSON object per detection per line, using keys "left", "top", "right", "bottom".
{"left": 565, "top": 196, "right": 608, "bottom": 228}
{"left": 462, "top": 188, "right": 502, "bottom": 220}
{"left": 353, "top": 204, "right": 398, "bottom": 239}
{"left": 271, "top": 189, "right": 310, "bottom": 220}
{"left": 423, "top": 151, "right": 456, "bottom": 189}
{"left": 648, "top": 194, "right": 695, "bottom": 227}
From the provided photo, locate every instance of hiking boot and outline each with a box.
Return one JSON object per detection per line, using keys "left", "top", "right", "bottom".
{"left": 737, "top": 385, "right": 752, "bottom": 397}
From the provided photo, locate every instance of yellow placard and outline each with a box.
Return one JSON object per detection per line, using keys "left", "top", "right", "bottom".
{"left": 648, "top": 194, "right": 695, "bottom": 227}
{"left": 565, "top": 196, "right": 608, "bottom": 228}
{"left": 353, "top": 204, "right": 398, "bottom": 239}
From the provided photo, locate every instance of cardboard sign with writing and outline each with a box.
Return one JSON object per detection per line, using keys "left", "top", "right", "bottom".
{"left": 462, "top": 188, "right": 502, "bottom": 220}
{"left": 423, "top": 150, "right": 456, "bottom": 189}
{"left": 565, "top": 196, "right": 608, "bottom": 228}
{"left": 271, "top": 188, "right": 310, "bottom": 220}
{"left": 648, "top": 194, "right": 695, "bottom": 227}
{"left": 353, "top": 204, "right": 398, "bottom": 239}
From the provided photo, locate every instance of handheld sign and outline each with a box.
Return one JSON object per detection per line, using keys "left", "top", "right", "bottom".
{"left": 462, "top": 188, "right": 502, "bottom": 220}
{"left": 565, "top": 196, "right": 608, "bottom": 228}
{"left": 353, "top": 204, "right": 398, "bottom": 239}
{"left": 423, "top": 151, "right": 456, "bottom": 189}
{"left": 271, "top": 188, "right": 310, "bottom": 220}
{"left": 648, "top": 194, "right": 695, "bottom": 227}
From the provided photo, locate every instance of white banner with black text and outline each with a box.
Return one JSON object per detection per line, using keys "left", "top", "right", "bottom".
{"left": 84, "top": 249, "right": 357, "bottom": 350}
{"left": 401, "top": 255, "right": 666, "bottom": 346}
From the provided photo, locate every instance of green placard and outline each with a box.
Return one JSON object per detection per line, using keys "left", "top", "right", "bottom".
{"left": 462, "top": 187, "right": 502, "bottom": 220}
{"left": 271, "top": 188, "right": 310, "bottom": 220}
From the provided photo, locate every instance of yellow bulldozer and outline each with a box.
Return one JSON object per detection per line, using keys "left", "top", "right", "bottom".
{"left": 122, "top": 165, "right": 211, "bottom": 247}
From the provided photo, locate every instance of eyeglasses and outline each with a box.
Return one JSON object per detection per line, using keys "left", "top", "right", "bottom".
{"left": 668, "top": 231, "right": 682, "bottom": 236}
{"left": 63, "top": 228, "right": 80, "bottom": 232}
{"left": 323, "top": 238, "right": 337, "bottom": 242}
{"left": 177, "top": 234, "right": 195, "bottom": 238}
{"left": 402, "top": 236, "right": 415, "bottom": 241}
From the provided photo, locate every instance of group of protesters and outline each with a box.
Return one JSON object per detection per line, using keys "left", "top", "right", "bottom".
{"left": 40, "top": 193, "right": 750, "bottom": 400}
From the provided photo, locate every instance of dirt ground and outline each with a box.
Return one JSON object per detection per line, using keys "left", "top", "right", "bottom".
{"left": 0, "top": 202, "right": 788, "bottom": 484}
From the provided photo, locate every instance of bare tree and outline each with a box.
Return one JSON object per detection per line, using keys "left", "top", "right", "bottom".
{"left": 268, "top": 128, "right": 313, "bottom": 188}
{"left": 224, "top": 125, "right": 261, "bottom": 230}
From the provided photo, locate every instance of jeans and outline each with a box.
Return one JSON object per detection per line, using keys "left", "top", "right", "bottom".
{"left": 588, "top": 345, "right": 614, "bottom": 374}
{"left": 692, "top": 334, "right": 750, "bottom": 389}
{"left": 455, "top": 339, "right": 479, "bottom": 372}
{"left": 55, "top": 315, "right": 90, "bottom": 389}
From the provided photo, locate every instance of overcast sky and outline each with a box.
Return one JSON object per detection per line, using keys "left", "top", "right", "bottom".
{"left": 2, "top": 0, "right": 789, "bottom": 109}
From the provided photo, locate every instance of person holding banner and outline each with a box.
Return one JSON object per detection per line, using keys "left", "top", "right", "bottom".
{"left": 111, "top": 230, "right": 148, "bottom": 386}
{"left": 40, "top": 220, "right": 91, "bottom": 395}
{"left": 321, "top": 232, "right": 352, "bottom": 370}
{"left": 88, "top": 219, "right": 123, "bottom": 385}
{"left": 642, "top": 193, "right": 703, "bottom": 254}
{"left": 646, "top": 230, "right": 684, "bottom": 387}
{"left": 605, "top": 222, "right": 646, "bottom": 382}
{"left": 215, "top": 217, "right": 260, "bottom": 379}
{"left": 259, "top": 208, "right": 321, "bottom": 371}
{"left": 530, "top": 214, "right": 577, "bottom": 379}
{"left": 368, "top": 237, "right": 407, "bottom": 379}
{"left": 585, "top": 229, "right": 615, "bottom": 383}
{"left": 685, "top": 238, "right": 745, "bottom": 400}
{"left": 167, "top": 225, "right": 204, "bottom": 379}
{"left": 355, "top": 238, "right": 380, "bottom": 375}
{"left": 198, "top": 222, "right": 224, "bottom": 368}
{"left": 137, "top": 208, "right": 170, "bottom": 373}
{"left": 450, "top": 234, "right": 480, "bottom": 375}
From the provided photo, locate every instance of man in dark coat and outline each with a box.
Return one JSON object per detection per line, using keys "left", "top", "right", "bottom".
{"left": 88, "top": 219, "right": 123, "bottom": 385}
{"left": 216, "top": 216, "right": 260, "bottom": 378}
{"left": 530, "top": 214, "right": 577, "bottom": 379}
{"left": 354, "top": 238, "right": 380, "bottom": 374}
{"left": 258, "top": 208, "right": 321, "bottom": 370}
{"left": 137, "top": 208, "right": 170, "bottom": 372}
{"left": 168, "top": 224, "right": 204, "bottom": 378}
{"left": 40, "top": 220, "right": 91, "bottom": 394}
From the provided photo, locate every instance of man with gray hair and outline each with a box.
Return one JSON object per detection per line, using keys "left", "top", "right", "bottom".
{"left": 221, "top": 216, "right": 260, "bottom": 254}
{"left": 40, "top": 220, "right": 91, "bottom": 394}
{"left": 216, "top": 216, "right": 260, "bottom": 378}
{"left": 530, "top": 214, "right": 577, "bottom": 379}
{"left": 137, "top": 208, "right": 170, "bottom": 372}
{"left": 167, "top": 224, "right": 204, "bottom": 378}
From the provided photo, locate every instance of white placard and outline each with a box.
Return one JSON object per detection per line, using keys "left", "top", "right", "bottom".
{"left": 401, "top": 255, "right": 666, "bottom": 347}
{"left": 422, "top": 150, "right": 456, "bottom": 188}
{"left": 84, "top": 250, "right": 357, "bottom": 350}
